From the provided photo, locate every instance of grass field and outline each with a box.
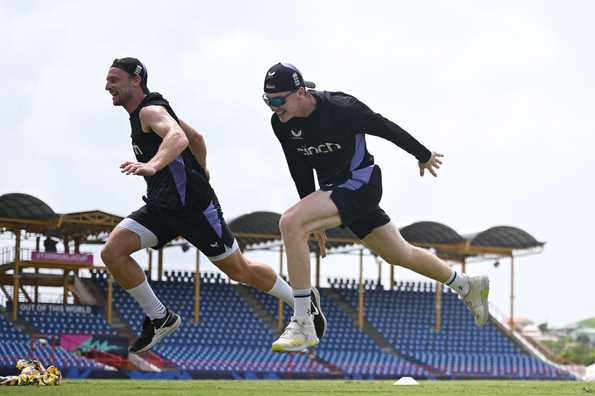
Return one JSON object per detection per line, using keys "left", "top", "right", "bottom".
{"left": 1, "top": 380, "right": 593, "bottom": 396}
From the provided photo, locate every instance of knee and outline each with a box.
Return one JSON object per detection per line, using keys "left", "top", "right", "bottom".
{"left": 222, "top": 258, "right": 251, "bottom": 284}
{"left": 100, "top": 246, "right": 114, "bottom": 266}
{"left": 279, "top": 210, "right": 307, "bottom": 240}
{"left": 100, "top": 245, "right": 126, "bottom": 268}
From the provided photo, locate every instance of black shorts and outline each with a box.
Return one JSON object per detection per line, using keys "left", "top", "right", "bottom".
{"left": 324, "top": 165, "right": 390, "bottom": 239}
{"left": 122, "top": 196, "right": 238, "bottom": 261}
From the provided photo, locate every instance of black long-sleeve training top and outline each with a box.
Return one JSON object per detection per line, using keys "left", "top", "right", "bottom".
{"left": 271, "top": 90, "right": 432, "bottom": 198}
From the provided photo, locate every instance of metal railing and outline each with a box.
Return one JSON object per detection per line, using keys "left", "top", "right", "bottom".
{"left": 0, "top": 247, "right": 34, "bottom": 265}
{"left": 0, "top": 247, "right": 15, "bottom": 265}
{"left": 488, "top": 302, "right": 579, "bottom": 379}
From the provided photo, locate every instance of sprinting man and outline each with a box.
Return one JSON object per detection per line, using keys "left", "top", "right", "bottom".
{"left": 262, "top": 62, "right": 489, "bottom": 352}
{"left": 102, "top": 57, "right": 326, "bottom": 353}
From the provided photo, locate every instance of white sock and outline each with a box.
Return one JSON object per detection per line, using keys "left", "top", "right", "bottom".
{"left": 445, "top": 270, "right": 470, "bottom": 295}
{"left": 126, "top": 279, "right": 167, "bottom": 320}
{"left": 267, "top": 275, "right": 294, "bottom": 307}
{"left": 293, "top": 288, "right": 311, "bottom": 318}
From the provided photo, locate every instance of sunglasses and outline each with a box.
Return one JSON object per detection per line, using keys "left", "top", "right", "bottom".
{"left": 262, "top": 90, "right": 297, "bottom": 107}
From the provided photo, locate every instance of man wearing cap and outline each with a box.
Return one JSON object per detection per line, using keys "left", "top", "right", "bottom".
{"left": 263, "top": 62, "right": 490, "bottom": 352}
{"left": 103, "top": 58, "right": 327, "bottom": 353}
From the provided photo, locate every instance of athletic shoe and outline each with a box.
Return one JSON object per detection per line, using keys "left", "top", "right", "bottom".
{"left": 310, "top": 287, "right": 327, "bottom": 339}
{"left": 129, "top": 309, "right": 181, "bottom": 353}
{"left": 272, "top": 315, "right": 318, "bottom": 353}
{"left": 462, "top": 275, "right": 490, "bottom": 327}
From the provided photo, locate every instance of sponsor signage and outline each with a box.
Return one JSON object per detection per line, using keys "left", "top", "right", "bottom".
{"left": 17, "top": 303, "right": 100, "bottom": 315}
{"left": 31, "top": 251, "right": 93, "bottom": 265}
{"left": 61, "top": 334, "right": 129, "bottom": 357}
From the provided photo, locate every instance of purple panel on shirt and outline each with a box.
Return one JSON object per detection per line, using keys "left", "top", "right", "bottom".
{"left": 349, "top": 134, "right": 366, "bottom": 171}
{"left": 168, "top": 156, "right": 187, "bottom": 206}
{"left": 352, "top": 165, "right": 374, "bottom": 184}
{"left": 203, "top": 201, "right": 223, "bottom": 238}
{"left": 338, "top": 165, "right": 374, "bottom": 191}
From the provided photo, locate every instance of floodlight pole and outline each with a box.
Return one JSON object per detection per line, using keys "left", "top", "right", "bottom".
{"left": 147, "top": 249, "right": 153, "bottom": 281}
{"left": 194, "top": 249, "right": 201, "bottom": 323}
{"left": 509, "top": 254, "right": 515, "bottom": 333}
{"left": 357, "top": 248, "right": 364, "bottom": 330}
{"left": 315, "top": 253, "right": 320, "bottom": 288}
{"left": 107, "top": 273, "right": 113, "bottom": 324}
{"left": 376, "top": 256, "right": 382, "bottom": 289}
{"left": 62, "top": 269, "right": 68, "bottom": 304}
{"left": 34, "top": 237, "right": 39, "bottom": 303}
{"left": 434, "top": 280, "right": 443, "bottom": 332}
{"left": 390, "top": 264, "right": 394, "bottom": 291}
{"left": 158, "top": 249, "right": 163, "bottom": 281}
{"left": 12, "top": 229, "right": 21, "bottom": 321}
{"left": 277, "top": 245, "right": 284, "bottom": 330}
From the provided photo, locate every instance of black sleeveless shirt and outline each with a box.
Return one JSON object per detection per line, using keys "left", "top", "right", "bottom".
{"left": 129, "top": 92, "right": 213, "bottom": 211}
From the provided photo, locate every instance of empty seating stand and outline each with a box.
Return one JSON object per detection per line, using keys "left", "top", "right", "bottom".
{"left": 18, "top": 305, "right": 116, "bottom": 337}
{"left": 91, "top": 271, "right": 328, "bottom": 375}
{"left": 0, "top": 314, "right": 105, "bottom": 370}
{"left": 334, "top": 279, "right": 572, "bottom": 379}
{"left": 2, "top": 271, "right": 560, "bottom": 380}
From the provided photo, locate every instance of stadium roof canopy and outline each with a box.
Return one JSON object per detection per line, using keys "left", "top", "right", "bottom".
{"left": 0, "top": 193, "right": 57, "bottom": 221}
{"left": 400, "top": 221, "right": 465, "bottom": 244}
{"left": 0, "top": 193, "right": 122, "bottom": 239}
{"left": 229, "top": 214, "right": 545, "bottom": 260}
{"left": 399, "top": 222, "right": 545, "bottom": 260}
{"left": 466, "top": 226, "right": 544, "bottom": 250}
{"left": 0, "top": 193, "right": 544, "bottom": 259}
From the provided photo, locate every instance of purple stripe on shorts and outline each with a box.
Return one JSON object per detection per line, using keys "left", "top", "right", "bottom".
{"left": 338, "top": 178, "right": 364, "bottom": 191}
{"left": 168, "top": 156, "right": 187, "bottom": 206}
{"left": 203, "top": 201, "right": 223, "bottom": 238}
{"left": 349, "top": 134, "right": 366, "bottom": 170}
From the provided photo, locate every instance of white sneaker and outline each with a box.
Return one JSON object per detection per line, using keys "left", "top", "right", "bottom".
{"left": 461, "top": 275, "right": 490, "bottom": 327}
{"left": 272, "top": 315, "right": 319, "bottom": 353}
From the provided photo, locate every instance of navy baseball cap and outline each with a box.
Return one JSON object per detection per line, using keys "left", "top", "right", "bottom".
{"left": 263, "top": 63, "right": 316, "bottom": 93}
{"left": 111, "top": 57, "right": 149, "bottom": 94}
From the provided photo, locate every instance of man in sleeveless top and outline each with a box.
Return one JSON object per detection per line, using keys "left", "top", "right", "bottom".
{"left": 103, "top": 58, "right": 326, "bottom": 353}
{"left": 262, "top": 63, "right": 490, "bottom": 352}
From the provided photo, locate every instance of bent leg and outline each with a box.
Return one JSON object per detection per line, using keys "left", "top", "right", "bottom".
{"left": 363, "top": 222, "right": 489, "bottom": 326}
{"left": 211, "top": 250, "right": 274, "bottom": 290}
{"left": 101, "top": 221, "right": 167, "bottom": 321}
{"left": 101, "top": 226, "right": 145, "bottom": 289}
{"left": 362, "top": 222, "right": 452, "bottom": 283}
{"left": 272, "top": 191, "right": 340, "bottom": 350}
{"left": 279, "top": 190, "right": 342, "bottom": 290}
{"left": 212, "top": 250, "right": 293, "bottom": 306}
{"left": 105, "top": 213, "right": 180, "bottom": 353}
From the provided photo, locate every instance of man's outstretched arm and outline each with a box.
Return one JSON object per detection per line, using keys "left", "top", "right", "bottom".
{"left": 345, "top": 100, "right": 443, "bottom": 177}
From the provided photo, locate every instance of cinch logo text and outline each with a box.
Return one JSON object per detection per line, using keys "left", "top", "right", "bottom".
{"left": 297, "top": 143, "right": 342, "bottom": 156}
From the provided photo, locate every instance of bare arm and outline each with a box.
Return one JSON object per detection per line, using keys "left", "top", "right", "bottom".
{"left": 178, "top": 119, "right": 208, "bottom": 178}
{"left": 120, "top": 105, "right": 189, "bottom": 176}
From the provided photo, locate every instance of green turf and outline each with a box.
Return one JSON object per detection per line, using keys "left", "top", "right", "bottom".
{"left": 1, "top": 379, "right": 592, "bottom": 396}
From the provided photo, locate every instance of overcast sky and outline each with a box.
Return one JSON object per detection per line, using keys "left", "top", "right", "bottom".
{"left": 1, "top": 1, "right": 593, "bottom": 327}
